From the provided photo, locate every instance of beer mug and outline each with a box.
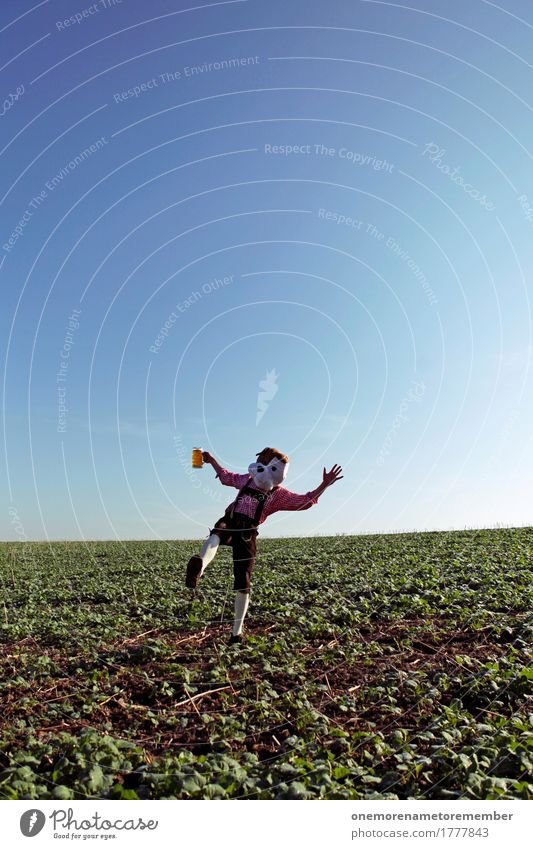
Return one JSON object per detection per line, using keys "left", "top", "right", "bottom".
{"left": 192, "top": 447, "right": 203, "bottom": 468}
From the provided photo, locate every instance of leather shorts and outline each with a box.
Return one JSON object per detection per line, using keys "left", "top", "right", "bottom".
{"left": 209, "top": 512, "right": 258, "bottom": 593}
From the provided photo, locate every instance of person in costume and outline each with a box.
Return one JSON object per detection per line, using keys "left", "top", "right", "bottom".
{"left": 185, "top": 447, "right": 343, "bottom": 644}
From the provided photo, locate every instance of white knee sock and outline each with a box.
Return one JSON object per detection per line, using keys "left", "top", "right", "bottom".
{"left": 232, "top": 591, "right": 250, "bottom": 636}
{"left": 199, "top": 534, "right": 219, "bottom": 575}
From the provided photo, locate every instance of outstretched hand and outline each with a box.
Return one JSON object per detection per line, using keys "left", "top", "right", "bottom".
{"left": 202, "top": 451, "right": 215, "bottom": 465}
{"left": 322, "top": 464, "right": 343, "bottom": 487}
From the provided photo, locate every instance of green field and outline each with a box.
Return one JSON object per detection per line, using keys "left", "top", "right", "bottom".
{"left": 0, "top": 528, "right": 532, "bottom": 800}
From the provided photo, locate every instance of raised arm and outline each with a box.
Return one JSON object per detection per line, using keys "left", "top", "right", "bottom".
{"left": 202, "top": 451, "right": 250, "bottom": 489}
{"left": 310, "top": 464, "right": 343, "bottom": 499}
{"left": 274, "top": 464, "right": 344, "bottom": 512}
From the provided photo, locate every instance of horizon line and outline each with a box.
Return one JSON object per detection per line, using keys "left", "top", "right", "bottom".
{"left": 2, "top": 521, "right": 532, "bottom": 545}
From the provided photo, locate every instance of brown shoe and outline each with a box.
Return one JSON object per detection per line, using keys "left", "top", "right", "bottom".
{"left": 185, "top": 555, "right": 203, "bottom": 589}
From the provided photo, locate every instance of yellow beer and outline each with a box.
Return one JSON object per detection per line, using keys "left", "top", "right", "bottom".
{"left": 192, "top": 447, "right": 203, "bottom": 468}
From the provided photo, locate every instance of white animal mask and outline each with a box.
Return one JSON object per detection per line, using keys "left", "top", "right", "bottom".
{"left": 248, "top": 457, "right": 288, "bottom": 491}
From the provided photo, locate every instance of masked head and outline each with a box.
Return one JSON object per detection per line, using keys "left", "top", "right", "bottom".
{"left": 248, "top": 447, "right": 289, "bottom": 491}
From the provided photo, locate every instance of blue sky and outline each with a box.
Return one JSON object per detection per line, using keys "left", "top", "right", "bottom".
{"left": 1, "top": 0, "right": 532, "bottom": 541}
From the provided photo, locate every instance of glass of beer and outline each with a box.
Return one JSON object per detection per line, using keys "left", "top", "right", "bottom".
{"left": 192, "top": 447, "right": 203, "bottom": 468}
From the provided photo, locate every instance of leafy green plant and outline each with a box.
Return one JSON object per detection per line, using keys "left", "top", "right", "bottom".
{"left": 0, "top": 529, "right": 531, "bottom": 799}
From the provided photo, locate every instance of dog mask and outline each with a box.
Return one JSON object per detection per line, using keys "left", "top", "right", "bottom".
{"left": 248, "top": 447, "right": 288, "bottom": 491}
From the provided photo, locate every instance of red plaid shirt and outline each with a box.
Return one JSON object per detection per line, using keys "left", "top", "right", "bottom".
{"left": 216, "top": 468, "right": 320, "bottom": 524}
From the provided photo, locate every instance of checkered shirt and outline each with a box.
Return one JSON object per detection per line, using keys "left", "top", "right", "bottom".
{"left": 216, "top": 469, "right": 320, "bottom": 524}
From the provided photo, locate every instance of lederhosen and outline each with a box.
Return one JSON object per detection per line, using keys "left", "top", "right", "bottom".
{"left": 209, "top": 478, "right": 277, "bottom": 593}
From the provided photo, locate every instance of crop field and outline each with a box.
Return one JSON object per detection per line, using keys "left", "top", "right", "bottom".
{"left": 0, "top": 528, "right": 532, "bottom": 800}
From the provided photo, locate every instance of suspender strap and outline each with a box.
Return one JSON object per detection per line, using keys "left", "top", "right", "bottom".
{"left": 249, "top": 488, "right": 269, "bottom": 525}
{"left": 228, "top": 476, "right": 253, "bottom": 520}
{"left": 229, "top": 478, "right": 278, "bottom": 525}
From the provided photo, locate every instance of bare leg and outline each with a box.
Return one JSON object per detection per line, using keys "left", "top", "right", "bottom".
{"left": 199, "top": 533, "right": 220, "bottom": 576}
{"left": 185, "top": 532, "right": 221, "bottom": 589}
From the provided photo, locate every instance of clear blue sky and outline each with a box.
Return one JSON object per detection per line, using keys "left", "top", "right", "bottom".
{"left": 1, "top": 0, "right": 532, "bottom": 541}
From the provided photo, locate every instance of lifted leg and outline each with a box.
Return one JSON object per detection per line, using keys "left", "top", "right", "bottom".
{"left": 185, "top": 531, "right": 221, "bottom": 589}
{"left": 199, "top": 533, "right": 220, "bottom": 575}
